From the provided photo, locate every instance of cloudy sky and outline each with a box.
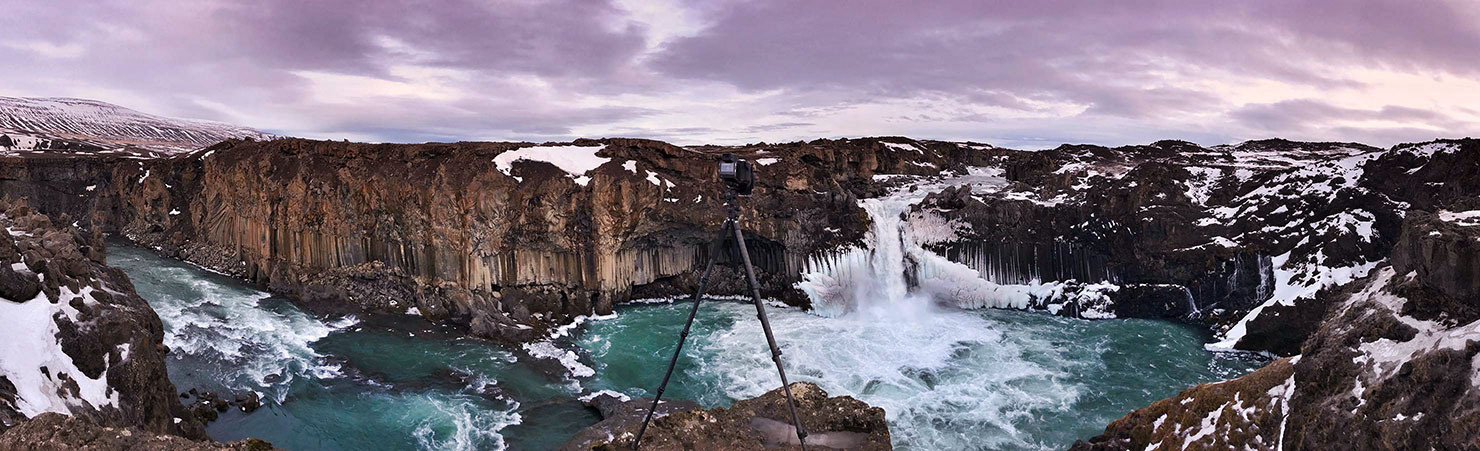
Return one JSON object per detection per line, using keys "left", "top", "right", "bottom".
{"left": 3, "top": 0, "right": 1477, "bottom": 148}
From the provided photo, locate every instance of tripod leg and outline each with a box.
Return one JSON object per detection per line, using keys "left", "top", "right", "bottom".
{"left": 732, "top": 224, "right": 809, "bottom": 450}
{"left": 633, "top": 220, "right": 729, "bottom": 450}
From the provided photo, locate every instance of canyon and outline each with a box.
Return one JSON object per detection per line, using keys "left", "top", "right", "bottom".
{"left": 1, "top": 126, "right": 1476, "bottom": 449}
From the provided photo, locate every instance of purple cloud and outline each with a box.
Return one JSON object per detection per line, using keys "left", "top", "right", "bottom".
{"left": 0, "top": 0, "right": 1474, "bottom": 147}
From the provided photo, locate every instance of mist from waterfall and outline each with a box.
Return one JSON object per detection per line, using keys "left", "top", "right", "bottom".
{"left": 796, "top": 167, "right": 1092, "bottom": 317}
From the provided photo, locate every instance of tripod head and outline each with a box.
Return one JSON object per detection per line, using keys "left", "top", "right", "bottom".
{"left": 717, "top": 153, "right": 755, "bottom": 196}
{"left": 717, "top": 153, "right": 754, "bottom": 219}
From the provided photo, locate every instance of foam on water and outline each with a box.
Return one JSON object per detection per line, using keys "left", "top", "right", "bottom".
{"left": 140, "top": 264, "right": 353, "bottom": 403}
{"left": 109, "top": 243, "right": 535, "bottom": 451}
{"left": 578, "top": 300, "right": 1266, "bottom": 450}
{"left": 688, "top": 303, "right": 1076, "bottom": 450}
{"left": 411, "top": 394, "right": 521, "bottom": 451}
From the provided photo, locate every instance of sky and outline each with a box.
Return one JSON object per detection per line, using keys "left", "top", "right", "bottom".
{"left": 2, "top": 0, "right": 1477, "bottom": 149}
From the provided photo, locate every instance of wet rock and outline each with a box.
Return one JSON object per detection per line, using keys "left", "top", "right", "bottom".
{"left": 564, "top": 382, "right": 890, "bottom": 451}
{"left": 234, "top": 392, "right": 261, "bottom": 413}
{"left": 192, "top": 404, "right": 219, "bottom": 423}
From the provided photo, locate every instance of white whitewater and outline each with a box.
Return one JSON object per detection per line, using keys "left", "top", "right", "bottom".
{"left": 143, "top": 264, "right": 356, "bottom": 404}
{"left": 797, "top": 167, "right": 1098, "bottom": 317}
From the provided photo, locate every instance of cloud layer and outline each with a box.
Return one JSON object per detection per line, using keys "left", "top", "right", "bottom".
{"left": 2, "top": 0, "right": 1476, "bottom": 148}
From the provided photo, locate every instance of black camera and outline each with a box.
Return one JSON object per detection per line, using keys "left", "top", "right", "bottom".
{"left": 718, "top": 153, "right": 755, "bottom": 196}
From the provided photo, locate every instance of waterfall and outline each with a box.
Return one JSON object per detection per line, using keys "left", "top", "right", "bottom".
{"left": 795, "top": 168, "right": 1122, "bottom": 318}
{"left": 1180, "top": 285, "right": 1199, "bottom": 317}
{"left": 1256, "top": 254, "right": 1273, "bottom": 302}
{"left": 862, "top": 199, "right": 912, "bottom": 303}
{"left": 797, "top": 197, "right": 926, "bottom": 317}
{"left": 797, "top": 185, "right": 1049, "bottom": 316}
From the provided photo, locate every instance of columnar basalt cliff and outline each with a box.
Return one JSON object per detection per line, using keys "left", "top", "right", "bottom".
{"left": 2, "top": 137, "right": 1477, "bottom": 352}
{"left": 2, "top": 137, "right": 938, "bottom": 341}
{"left": 2, "top": 134, "right": 1478, "bottom": 449}
{"left": 0, "top": 200, "right": 210, "bottom": 441}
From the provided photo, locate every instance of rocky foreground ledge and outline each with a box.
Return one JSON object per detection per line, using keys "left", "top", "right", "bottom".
{"left": 0, "top": 201, "right": 272, "bottom": 449}
{"left": 562, "top": 382, "right": 892, "bottom": 450}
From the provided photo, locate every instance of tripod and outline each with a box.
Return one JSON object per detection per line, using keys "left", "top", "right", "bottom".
{"left": 633, "top": 191, "right": 808, "bottom": 450}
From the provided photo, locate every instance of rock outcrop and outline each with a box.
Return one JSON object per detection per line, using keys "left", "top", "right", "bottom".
{"left": 563, "top": 382, "right": 891, "bottom": 451}
{"left": 0, "top": 199, "right": 232, "bottom": 447}
{"left": 1072, "top": 209, "right": 1480, "bottom": 450}
{"left": 0, "top": 413, "right": 274, "bottom": 450}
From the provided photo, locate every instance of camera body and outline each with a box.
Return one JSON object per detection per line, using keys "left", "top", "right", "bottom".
{"left": 718, "top": 153, "right": 755, "bottom": 196}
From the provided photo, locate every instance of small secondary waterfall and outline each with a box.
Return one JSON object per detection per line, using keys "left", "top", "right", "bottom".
{"left": 1180, "top": 285, "right": 1200, "bottom": 317}
{"left": 1256, "top": 254, "right": 1274, "bottom": 302}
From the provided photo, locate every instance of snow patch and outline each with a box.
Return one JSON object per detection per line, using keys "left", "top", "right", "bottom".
{"left": 1438, "top": 210, "right": 1480, "bottom": 227}
{"left": 492, "top": 144, "right": 609, "bottom": 184}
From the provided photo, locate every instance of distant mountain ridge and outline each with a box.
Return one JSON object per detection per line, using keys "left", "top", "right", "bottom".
{"left": 0, "top": 96, "right": 275, "bottom": 156}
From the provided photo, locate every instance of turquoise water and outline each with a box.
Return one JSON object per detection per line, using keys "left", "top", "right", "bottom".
{"left": 109, "top": 243, "right": 1266, "bottom": 450}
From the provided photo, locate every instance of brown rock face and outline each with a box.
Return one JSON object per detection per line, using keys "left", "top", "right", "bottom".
{"left": 3, "top": 136, "right": 1478, "bottom": 356}
{"left": 0, "top": 413, "right": 274, "bottom": 450}
{"left": 567, "top": 382, "right": 891, "bottom": 451}
{"left": 0, "top": 137, "right": 950, "bottom": 341}
{"left": 0, "top": 201, "right": 207, "bottom": 440}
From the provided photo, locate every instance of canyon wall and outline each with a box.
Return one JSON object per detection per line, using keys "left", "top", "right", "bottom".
{"left": 2, "top": 137, "right": 943, "bottom": 341}
{"left": 3, "top": 136, "right": 1475, "bottom": 352}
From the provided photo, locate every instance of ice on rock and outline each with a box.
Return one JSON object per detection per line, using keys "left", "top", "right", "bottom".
{"left": 796, "top": 167, "right": 1118, "bottom": 318}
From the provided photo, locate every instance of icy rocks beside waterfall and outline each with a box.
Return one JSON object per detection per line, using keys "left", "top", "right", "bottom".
{"left": 1072, "top": 208, "right": 1480, "bottom": 450}
{"left": 563, "top": 382, "right": 891, "bottom": 451}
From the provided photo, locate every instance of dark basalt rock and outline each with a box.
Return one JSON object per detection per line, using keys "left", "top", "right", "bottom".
{"left": 1391, "top": 209, "right": 1480, "bottom": 311}
{"left": 0, "top": 200, "right": 207, "bottom": 440}
{"left": 564, "top": 382, "right": 890, "bottom": 451}
{"left": 2, "top": 136, "right": 1478, "bottom": 355}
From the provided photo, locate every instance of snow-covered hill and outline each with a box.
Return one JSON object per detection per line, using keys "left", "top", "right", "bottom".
{"left": 0, "top": 97, "right": 274, "bottom": 156}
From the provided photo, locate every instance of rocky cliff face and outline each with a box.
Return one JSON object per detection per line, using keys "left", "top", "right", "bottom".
{"left": 0, "top": 200, "right": 207, "bottom": 440}
{"left": 0, "top": 137, "right": 941, "bottom": 341}
{"left": 1071, "top": 209, "right": 1480, "bottom": 450}
{"left": 1, "top": 137, "right": 1476, "bottom": 352}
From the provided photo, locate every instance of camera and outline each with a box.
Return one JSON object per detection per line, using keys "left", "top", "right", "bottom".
{"left": 718, "top": 153, "right": 755, "bottom": 196}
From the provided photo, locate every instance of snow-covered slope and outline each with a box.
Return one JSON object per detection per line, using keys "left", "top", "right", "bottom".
{"left": 0, "top": 97, "right": 274, "bottom": 156}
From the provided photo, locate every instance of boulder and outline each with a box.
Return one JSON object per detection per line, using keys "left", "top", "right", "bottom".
{"left": 564, "top": 382, "right": 891, "bottom": 451}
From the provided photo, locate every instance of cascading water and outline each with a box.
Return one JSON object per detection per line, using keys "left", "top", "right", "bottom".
{"left": 1180, "top": 285, "right": 1200, "bottom": 317}
{"left": 861, "top": 198, "right": 912, "bottom": 304}
{"left": 797, "top": 167, "right": 1100, "bottom": 316}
